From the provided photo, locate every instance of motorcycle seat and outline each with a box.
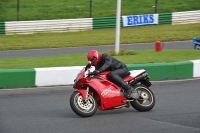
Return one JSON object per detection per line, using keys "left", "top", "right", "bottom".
{"left": 123, "top": 69, "right": 146, "bottom": 82}
{"left": 123, "top": 75, "right": 134, "bottom": 82}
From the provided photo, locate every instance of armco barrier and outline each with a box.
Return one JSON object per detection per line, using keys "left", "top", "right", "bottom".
{"left": 158, "top": 13, "right": 172, "bottom": 25}
{"left": 93, "top": 16, "right": 123, "bottom": 29}
{"left": 0, "top": 60, "right": 199, "bottom": 89}
{"left": 93, "top": 13, "right": 172, "bottom": 30}
{"left": 172, "top": 10, "right": 200, "bottom": 25}
{"left": 0, "top": 22, "right": 5, "bottom": 35}
{"left": 1, "top": 10, "right": 199, "bottom": 35}
{"left": 5, "top": 18, "right": 93, "bottom": 35}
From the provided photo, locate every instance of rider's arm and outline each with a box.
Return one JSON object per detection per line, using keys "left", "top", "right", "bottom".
{"left": 85, "top": 63, "right": 91, "bottom": 70}
{"left": 98, "top": 54, "right": 112, "bottom": 72}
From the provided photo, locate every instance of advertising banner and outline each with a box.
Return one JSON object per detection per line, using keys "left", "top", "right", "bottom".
{"left": 122, "top": 14, "right": 158, "bottom": 27}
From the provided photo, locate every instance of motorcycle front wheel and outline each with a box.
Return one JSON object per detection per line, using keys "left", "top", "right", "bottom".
{"left": 70, "top": 91, "right": 97, "bottom": 117}
{"left": 130, "top": 85, "right": 155, "bottom": 112}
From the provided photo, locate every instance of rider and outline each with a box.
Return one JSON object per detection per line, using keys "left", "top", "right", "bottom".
{"left": 85, "top": 50, "right": 133, "bottom": 98}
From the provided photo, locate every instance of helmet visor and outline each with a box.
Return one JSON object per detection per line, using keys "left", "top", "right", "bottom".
{"left": 88, "top": 57, "right": 96, "bottom": 66}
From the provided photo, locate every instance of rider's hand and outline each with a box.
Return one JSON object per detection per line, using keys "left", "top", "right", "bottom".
{"left": 93, "top": 70, "right": 100, "bottom": 74}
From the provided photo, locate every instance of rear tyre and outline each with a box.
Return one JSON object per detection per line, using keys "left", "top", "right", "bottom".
{"left": 130, "top": 85, "right": 155, "bottom": 112}
{"left": 70, "top": 91, "right": 97, "bottom": 117}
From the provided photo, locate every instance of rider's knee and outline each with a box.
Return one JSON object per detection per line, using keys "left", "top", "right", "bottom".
{"left": 107, "top": 72, "right": 115, "bottom": 79}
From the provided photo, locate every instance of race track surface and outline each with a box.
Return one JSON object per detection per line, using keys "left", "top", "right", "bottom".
{"left": 0, "top": 40, "right": 193, "bottom": 58}
{"left": 0, "top": 79, "right": 200, "bottom": 133}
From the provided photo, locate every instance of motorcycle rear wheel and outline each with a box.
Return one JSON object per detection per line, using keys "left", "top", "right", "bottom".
{"left": 130, "top": 85, "right": 155, "bottom": 112}
{"left": 194, "top": 44, "right": 200, "bottom": 50}
{"left": 70, "top": 91, "right": 97, "bottom": 117}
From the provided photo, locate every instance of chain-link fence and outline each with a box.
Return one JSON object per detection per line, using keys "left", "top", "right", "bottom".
{"left": 0, "top": 0, "right": 199, "bottom": 21}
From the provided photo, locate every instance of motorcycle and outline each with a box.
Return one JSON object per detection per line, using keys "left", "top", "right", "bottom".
{"left": 70, "top": 65, "right": 155, "bottom": 117}
{"left": 192, "top": 38, "right": 200, "bottom": 50}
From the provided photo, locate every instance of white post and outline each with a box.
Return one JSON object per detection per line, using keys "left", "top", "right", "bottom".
{"left": 115, "top": 0, "right": 121, "bottom": 54}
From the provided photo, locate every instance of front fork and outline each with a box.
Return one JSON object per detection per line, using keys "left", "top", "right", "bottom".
{"left": 85, "top": 86, "right": 89, "bottom": 101}
{"left": 76, "top": 86, "right": 89, "bottom": 101}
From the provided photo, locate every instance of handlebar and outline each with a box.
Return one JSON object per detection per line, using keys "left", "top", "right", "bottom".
{"left": 87, "top": 72, "right": 97, "bottom": 76}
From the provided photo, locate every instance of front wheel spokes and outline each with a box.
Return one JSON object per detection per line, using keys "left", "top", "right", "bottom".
{"left": 89, "top": 97, "right": 94, "bottom": 104}
{"left": 77, "top": 94, "right": 95, "bottom": 113}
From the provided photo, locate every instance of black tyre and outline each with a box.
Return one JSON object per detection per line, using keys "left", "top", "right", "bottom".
{"left": 70, "top": 91, "right": 97, "bottom": 117}
{"left": 194, "top": 44, "right": 200, "bottom": 50}
{"left": 130, "top": 85, "right": 155, "bottom": 112}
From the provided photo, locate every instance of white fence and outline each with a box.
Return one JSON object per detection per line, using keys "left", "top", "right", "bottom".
{"left": 5, "top": 18, "right": 93, "bottom": 35}
{"left": 172, "top": 10, "right": 200, "bottom": 25}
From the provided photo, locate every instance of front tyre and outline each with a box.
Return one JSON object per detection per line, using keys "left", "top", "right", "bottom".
{"left": 130, "top": 85, "right": 155, "bottom": 112}
{"left": 70, "top": 91, "right": 97, "bottom": 117}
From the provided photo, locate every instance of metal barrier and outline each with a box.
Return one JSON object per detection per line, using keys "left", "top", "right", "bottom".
{"left": 172, "top": 10, "right": 200, "bottom": 25}
{"left": 0, "top": 10, "right": 199, "bottom": 35}
{"left": 5, "top": 18, "right": 93, "bottom": 35}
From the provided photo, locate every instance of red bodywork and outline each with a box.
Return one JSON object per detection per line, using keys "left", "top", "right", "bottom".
{"left": 73, "top": 68, "right": 145, "bottom": 110}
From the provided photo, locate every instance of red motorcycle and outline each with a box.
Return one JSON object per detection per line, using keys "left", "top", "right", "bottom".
{"left": 70, "top": 66, "right": 155, "bottom": 117}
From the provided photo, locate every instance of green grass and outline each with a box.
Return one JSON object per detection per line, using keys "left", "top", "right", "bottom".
{"left": 0, "top": 0, "right": 199, "bottom": 21}
{"left": 0, "top": 0, "right": 200, "bottom": 69}
{"left": 0, "top": 23, "right": 200, "bottom": 50}
{"left": 0, "top": 50, "right": 200, "bottom": 69}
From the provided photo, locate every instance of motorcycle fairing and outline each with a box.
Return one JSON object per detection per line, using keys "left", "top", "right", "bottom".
{"left": 75, "top": 89, "right": 87, "bottom": 100}
{"left": 74, "top": 68, "right": 147, "bottom": 110}
{"left": 84, "top": 78, "right": 127, "bottom": 110}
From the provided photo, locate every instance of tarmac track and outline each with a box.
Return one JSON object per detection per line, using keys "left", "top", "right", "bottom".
{"left": 0, "top": 78, "right": 200, "bottom": 133}
{"left": 0, "top": 40, "right": 193, "bottom": 58}
{"left": 0, "top": 41, "right": 199, "bottom": 133}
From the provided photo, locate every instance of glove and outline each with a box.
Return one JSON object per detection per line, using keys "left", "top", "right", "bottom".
{"left": 93, "top": 70, "right": 100, "bottom": 75}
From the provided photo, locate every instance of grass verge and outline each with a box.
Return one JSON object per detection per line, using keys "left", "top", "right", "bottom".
{"left": 0, "top": 50, "right": 200, "bottom": 69}
{"left": 0, "top": 23, "right": 200, "bottom": 50}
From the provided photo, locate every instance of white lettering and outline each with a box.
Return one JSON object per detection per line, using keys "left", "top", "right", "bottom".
{"left": 101, "top": 86, "right": 112, "bottom": 96}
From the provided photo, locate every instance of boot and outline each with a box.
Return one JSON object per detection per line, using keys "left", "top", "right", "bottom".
{"left": 123, "top": 85, "right": 133, "bottom": 98}
{"left": 124, "top": 88, "right": 132, "bottom": 98}
{"left": 106, "top": 73, "right": 134, "bottom": 98}
{"left": 124, "top": 86, "right": 139, "bottom": 99}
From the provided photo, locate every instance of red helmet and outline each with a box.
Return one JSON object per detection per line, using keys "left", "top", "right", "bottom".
{"left": 87, "top": 50, "right": 101, "bottom": 66}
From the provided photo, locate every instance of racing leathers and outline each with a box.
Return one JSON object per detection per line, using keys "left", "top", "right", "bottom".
{"left": 86, "top": 53, "right": 132, "bottom": 97}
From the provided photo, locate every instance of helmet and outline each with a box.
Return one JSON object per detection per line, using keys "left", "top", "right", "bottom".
{"left": 87, "top": 50, "right": 101, "bottom": 66}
